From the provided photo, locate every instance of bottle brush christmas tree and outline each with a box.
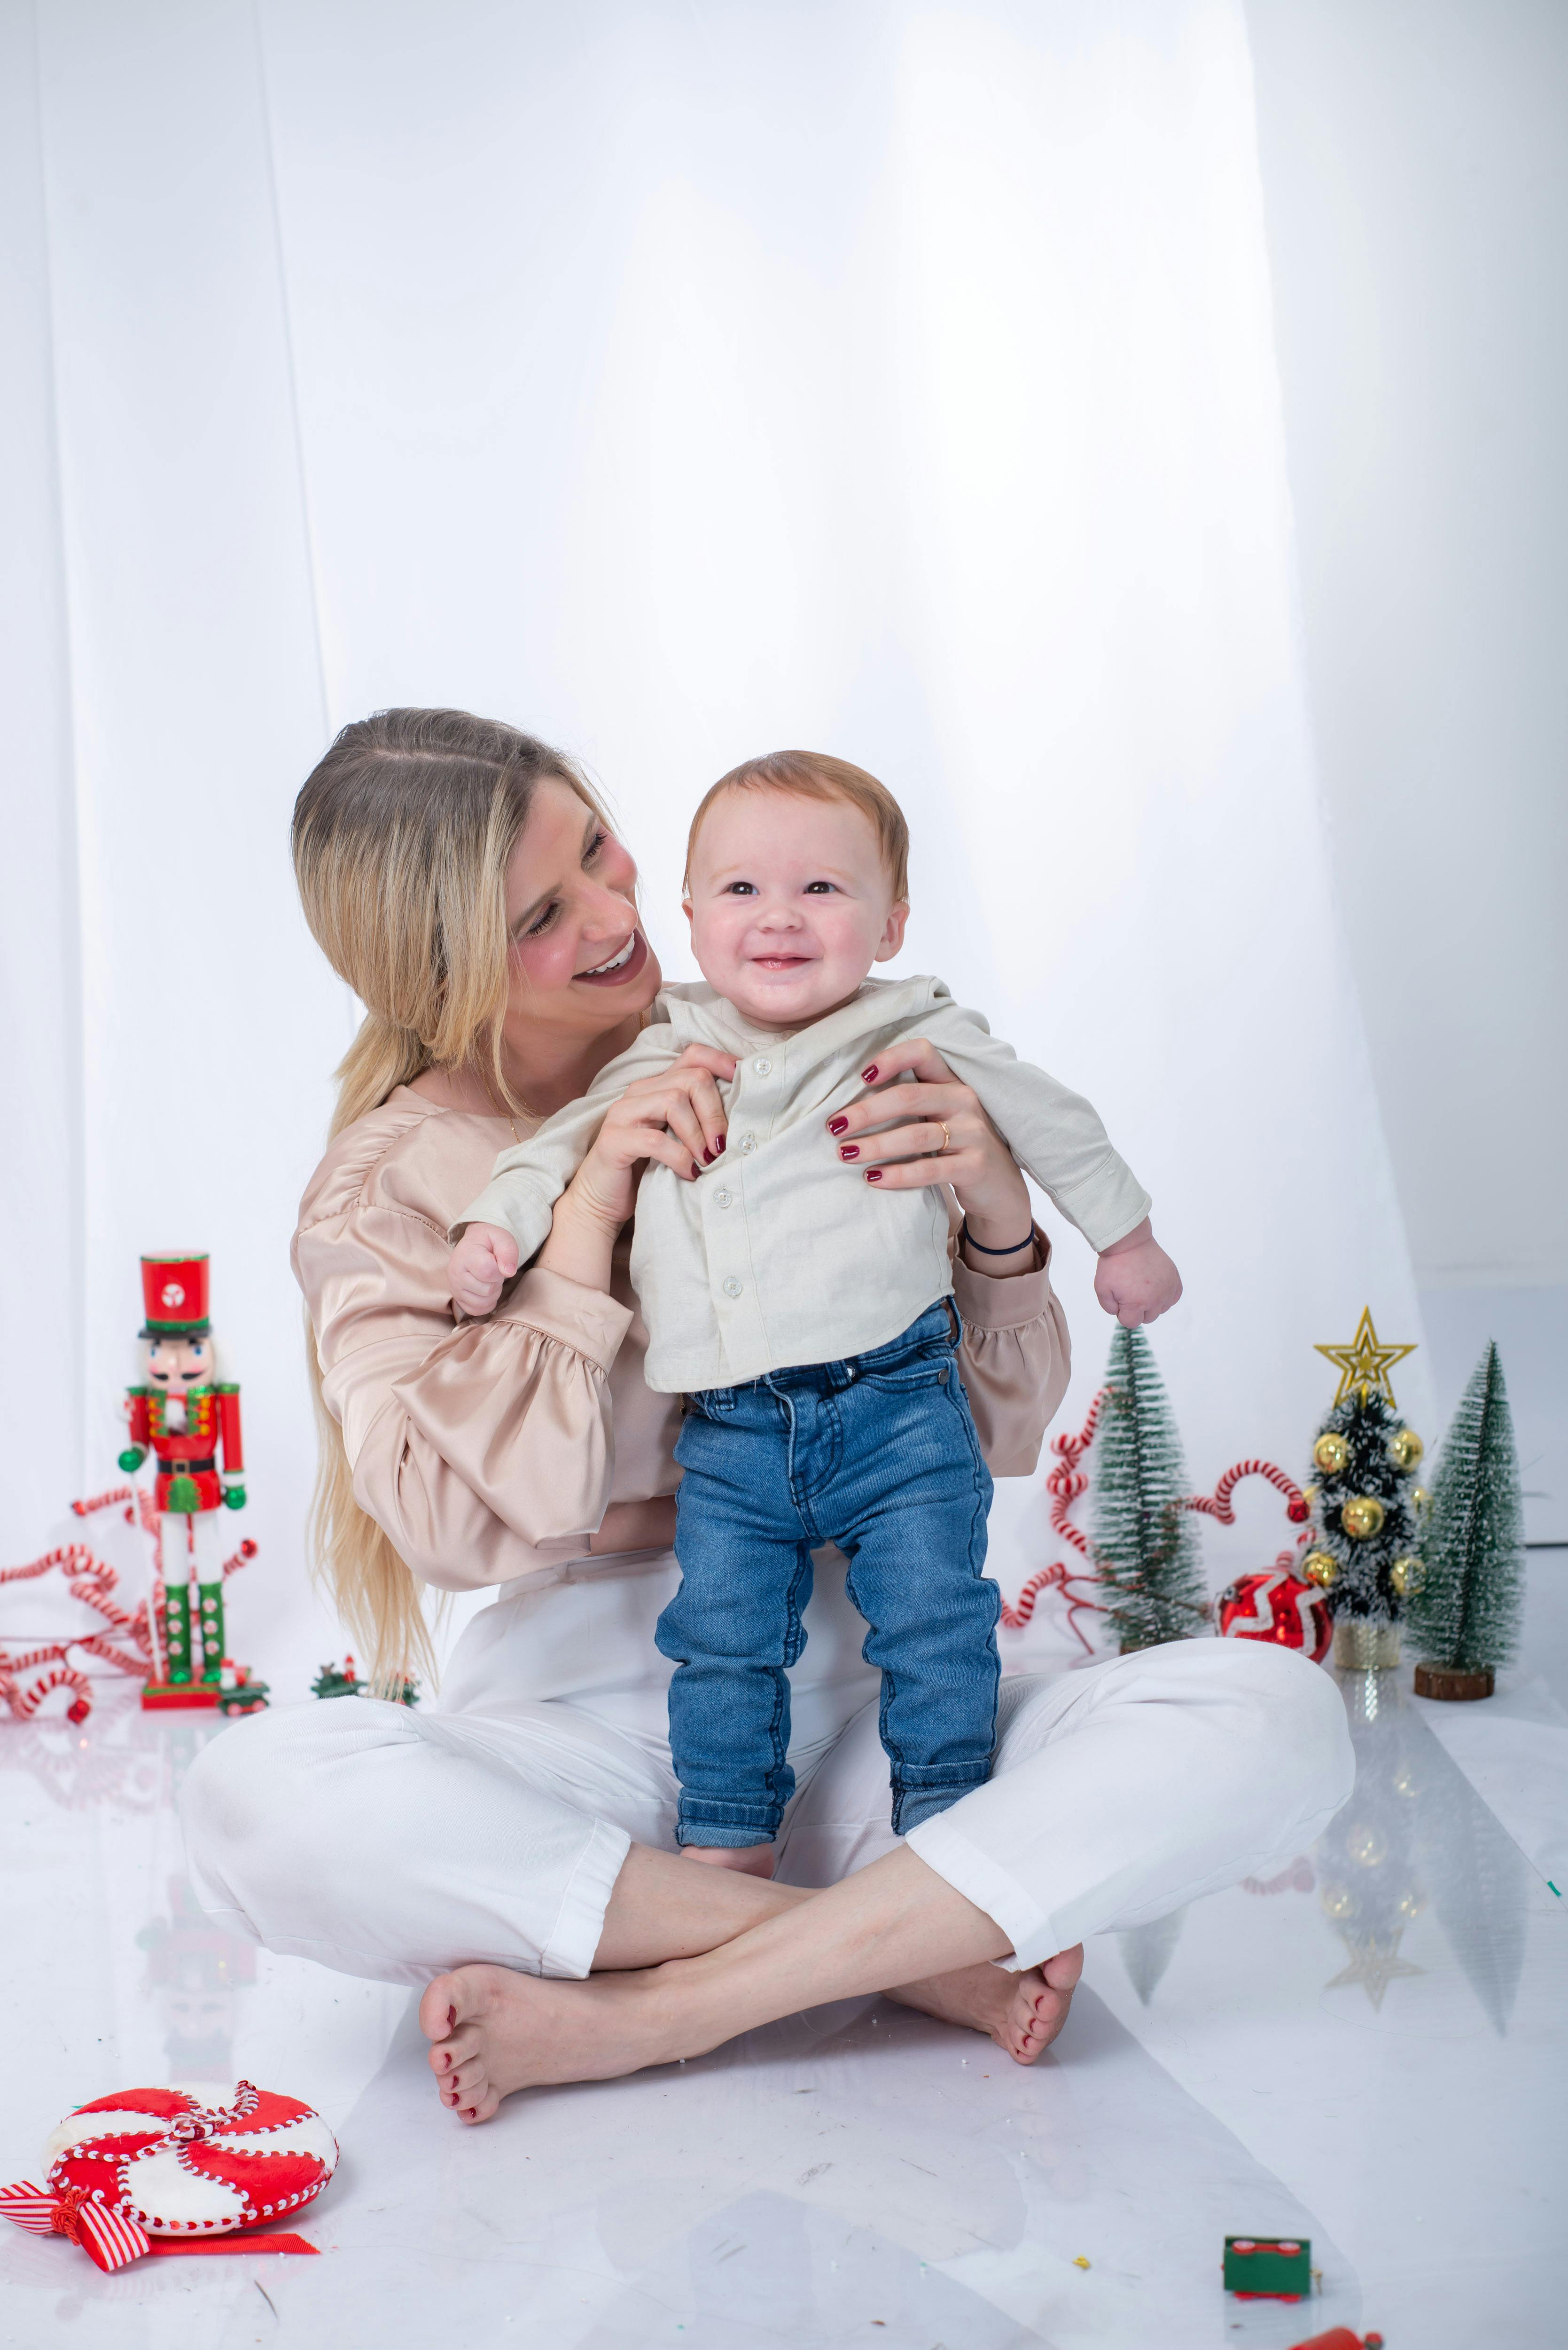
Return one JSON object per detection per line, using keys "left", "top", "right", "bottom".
{"left": 1300, "top": 1309, "right": 1426, "bottom": 1669}
{"left": 1092, "top": 1324, "right": 1206, "bottom": 1651}
{"left": 1407, "top": 1341, "right": 1522, "bottom": 1701}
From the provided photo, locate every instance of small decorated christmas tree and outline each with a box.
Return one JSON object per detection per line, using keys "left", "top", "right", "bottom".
{"left": 1299, "top": 1309, "right": 1426, "bottom": 1668}
{"left": 1408, "top": 1341, "right": 1522, "bottom": 1701}
{"left": 1092, "top": 1325, "right": 1205, "bottom": 1651}
{"left": 1315, "top": 1668, "right": 1426, "bottom": 2011}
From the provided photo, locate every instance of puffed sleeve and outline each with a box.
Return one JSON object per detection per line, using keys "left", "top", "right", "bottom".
{"left": 950, "top": 1225, "right": 1071, "bottom": 1478}
{"left": 294, "top": 1129, "right": 638, "bottom": 1593}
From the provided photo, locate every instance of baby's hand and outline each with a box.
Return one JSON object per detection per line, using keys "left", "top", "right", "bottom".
{"left": 449, "top": 1221, "right": 520, "bottom": 1317}
{"left": 1093, "top": 1219, "right": 1182, "bottom": 1328}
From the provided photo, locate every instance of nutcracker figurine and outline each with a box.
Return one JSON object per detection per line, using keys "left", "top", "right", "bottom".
{"left": 121, "top": 1254, "right": 246, "bottom": 1708}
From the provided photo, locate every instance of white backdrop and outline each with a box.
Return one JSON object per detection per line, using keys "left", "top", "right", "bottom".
{"left": 1, "top": 0, "right": 1432, "bottom": 1686}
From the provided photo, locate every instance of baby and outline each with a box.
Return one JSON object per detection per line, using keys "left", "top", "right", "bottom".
{"left": 450, "top": 752, "right": 1180, "bottom": 1871}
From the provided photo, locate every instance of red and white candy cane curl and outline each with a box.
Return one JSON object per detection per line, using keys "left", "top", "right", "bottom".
{"left": 1179, "top": 1459, "right": 1308, "bottom": 1526}
{"left": 998, "top": 1560, "right": 1103, "bottom": 1655}
{"left": 0, "top": 1546, "right": 100, "bottom": 1589}
{"left": 999, "top": 1393, "right": 1106, "bottom": 1652}
{"left": 1, "top": 1661, "right": 93, "bottom": 1726}
{"left": 0, "top": 1534, "right": 159, "bottom": 1725}
{"left": 72, "top": 1482, "right": 161, "bottom": 1538}
{"left": 72, "top": 1484, "right": 136, "bottom": 1520}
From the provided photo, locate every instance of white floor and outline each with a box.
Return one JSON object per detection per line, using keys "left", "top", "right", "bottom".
{"left": 4, "top": 1580, "right": 1566, "bottom": 2350}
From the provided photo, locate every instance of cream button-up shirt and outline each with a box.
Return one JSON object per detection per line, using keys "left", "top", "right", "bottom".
{"left": 458, "top": 976, "right": 1150, "bottom": 1395}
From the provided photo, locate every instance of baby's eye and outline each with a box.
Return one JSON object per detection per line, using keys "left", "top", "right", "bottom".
{"left": 804, "top": 881, "right": 839, "bottom": 894}
{"left": 725, "top": 881, "right": 758, "bottom": 896}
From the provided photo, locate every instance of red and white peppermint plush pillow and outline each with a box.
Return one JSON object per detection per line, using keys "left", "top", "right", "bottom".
{"left": 41, "top": 2082, "right": 338, "bottom": 2236}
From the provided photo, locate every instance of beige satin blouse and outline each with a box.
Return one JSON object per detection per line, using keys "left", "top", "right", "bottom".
{"left": 293, "top": 1087, "right": 1073, "bottom": 1595}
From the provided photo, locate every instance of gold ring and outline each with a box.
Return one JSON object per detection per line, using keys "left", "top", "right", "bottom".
{"left": 937, "top": 1122, "right": 951, "bottom": 1156}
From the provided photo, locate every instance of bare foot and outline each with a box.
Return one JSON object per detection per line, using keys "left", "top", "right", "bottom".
{"left": 887, "top": 1943, "right": 1083, "bottom": 2064}
{"left": 420, "top": 1964, "right": 673, "bottom": 2124}
{"left": 682, "top": 1844, "right": 777, "bottom": 1879}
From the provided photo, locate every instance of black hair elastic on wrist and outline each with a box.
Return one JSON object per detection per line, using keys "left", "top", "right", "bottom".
{"left": 960, "top": 1218, "right": 1035, "bottom": 1257}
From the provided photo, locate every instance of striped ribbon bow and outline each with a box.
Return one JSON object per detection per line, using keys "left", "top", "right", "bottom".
{"left": 0, "top": 2180, "right": 152, "bottom": 2271}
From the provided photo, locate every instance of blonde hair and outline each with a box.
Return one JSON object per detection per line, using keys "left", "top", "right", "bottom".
{"left": 685, "top": 750, "right": 910, "bottom": 905}
{"left": 291, "top": 708, "right": 606, "bottom": 1689}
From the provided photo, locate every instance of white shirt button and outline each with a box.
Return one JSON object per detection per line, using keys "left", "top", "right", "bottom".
{"left": 722, "top": 1276, "right": 743, "bottom": 1299}
{"left": 751, "top": 1057, "right": 772, "bottom": 1076}
{"left": 738, "top": 1134, "right": 757, "bottom": 1155}
{"left": 714, "top": 1189, "right": 733, "bottom": 1208}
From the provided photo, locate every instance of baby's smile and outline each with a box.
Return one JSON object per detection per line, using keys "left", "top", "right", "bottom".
{"left": 684, "top": 787, "right": 908, "bottom": 1032}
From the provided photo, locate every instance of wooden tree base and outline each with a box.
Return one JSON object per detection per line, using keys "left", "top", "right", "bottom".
{"left": 1413, "top": 1661, "right": 1495, "bottom": 1702}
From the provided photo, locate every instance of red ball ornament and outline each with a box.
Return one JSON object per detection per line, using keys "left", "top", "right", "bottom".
{"left": 1286, "top": 1496, "right": 1310, "bottom": 1525}
{"left": 1217, "top": 1570, "right": 1332, "bottom": 1664}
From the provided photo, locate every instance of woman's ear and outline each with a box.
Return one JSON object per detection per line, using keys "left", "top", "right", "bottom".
{"left": 874, "top": 901, "right": 910, "bottom": 963}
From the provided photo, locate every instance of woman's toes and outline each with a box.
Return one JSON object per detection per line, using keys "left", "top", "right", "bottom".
{"left": 428, "top": 2022, "right": 482, "bottom": 2075}
{"left": 419, "top": 1973, "right": 463, "bottom": 2043}
{"left": 1042, "top": 1943, "right": 1084, "bottom": 1992}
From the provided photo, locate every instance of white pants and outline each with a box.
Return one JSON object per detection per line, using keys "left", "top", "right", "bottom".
{"left": 180, "top": 1550, "right": 1352, "bottom": 1988}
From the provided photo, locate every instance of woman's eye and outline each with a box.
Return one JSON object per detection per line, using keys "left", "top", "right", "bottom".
{"left": 524, "top": 902, "right": 559, "bottom": 938}
{"left": 585, "top": 830, "right": 609, "bottom": 863}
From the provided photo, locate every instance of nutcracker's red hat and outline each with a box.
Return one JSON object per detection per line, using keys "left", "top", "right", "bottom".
{"left": 139, "top": 1253, "right": 211, "bottom": 1337}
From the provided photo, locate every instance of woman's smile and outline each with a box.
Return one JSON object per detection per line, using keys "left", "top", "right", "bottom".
{"left": 574, "top": 930, "right": 648, "bottom": 987}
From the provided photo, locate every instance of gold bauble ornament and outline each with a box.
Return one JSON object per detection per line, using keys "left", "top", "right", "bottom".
{"left": 1347, "top": 1824, "right": 1387, "bottom": 1868}
{"left": 1412, "top": 1485, "right": 1430, "bottom": 1512}
{"left": 1389, "top": 1428, "right": 1424, "bottom": 1471}
{"left": 1397, "top": 1889, "right": 1426, "bottom": 1920}
{"left": 1313, "top": 1433, "right": 1350, "bottom": 1474}
{"left": 1390, "top": 1555, "right": 1427, "bottom": 1598}
{"left": 1320, "top": 1884, "right": 1354, "bottom": 1919}
{"left": 1342, "top": 1495, "right": 1386, "bottom": 1540}
{"left": 1303, "top": 1551, "right": 1339, "bottom": 1588}
{"left": 1301, "top": 1485, "right": 1319, "bottom": 1510}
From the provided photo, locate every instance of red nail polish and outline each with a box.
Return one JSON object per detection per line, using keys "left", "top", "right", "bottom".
{"left": 716, "top": 1133, "right": 726, "bottom": 1151}
{"left": 865, "top": 1168, "right": 882, "bottom": 1182}
{"left": 861, "top": 1064, "right": 879, "bottom": 1083}
{"left": 839, "top": 1144, "right": 859, "bottom": 1160}
{"left": 703, "top": 1146, "right": 714, "bottom": 1163}
{"left": 827, "top": 1116, "right": 848, "bottom": 1136}
{"left": 692, "top": 1162, "right": 702, "bottom": 1179}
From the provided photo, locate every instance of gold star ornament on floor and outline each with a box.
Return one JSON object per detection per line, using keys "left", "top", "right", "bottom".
{"left": 1325, "top": 1929, "right": 1424, "bottom": 2011}
{"left": 1314, "top": 1308, "right": 1417, "bottom": 1408}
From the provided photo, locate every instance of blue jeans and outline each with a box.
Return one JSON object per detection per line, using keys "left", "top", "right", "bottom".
{"left": 657, "top": 1300, "right": 999, "bottom": 1844}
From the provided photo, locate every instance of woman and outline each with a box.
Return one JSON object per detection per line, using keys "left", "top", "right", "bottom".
{"left": 182, "top": 708, "right": 1351, "bottom": 2125}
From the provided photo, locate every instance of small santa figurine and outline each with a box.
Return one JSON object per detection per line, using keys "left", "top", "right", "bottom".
{"left": 120, "top": 1254, "right": 245, "bottom": 1693}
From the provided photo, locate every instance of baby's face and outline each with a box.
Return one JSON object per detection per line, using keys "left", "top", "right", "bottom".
{"left": 685, "top": 788, "right": 908, "bottom": 1029}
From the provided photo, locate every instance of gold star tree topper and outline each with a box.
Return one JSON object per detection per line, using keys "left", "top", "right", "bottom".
{"left": 1315, "top": 1308, "right": 1417, "bottom": 1408}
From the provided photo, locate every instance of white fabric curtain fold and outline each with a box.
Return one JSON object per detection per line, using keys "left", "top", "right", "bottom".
{"left": 1, "top": 0, "right": 1429, "bottom": 1665}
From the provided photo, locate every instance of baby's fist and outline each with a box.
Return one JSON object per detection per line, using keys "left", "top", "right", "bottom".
{"left": 1093, "top": 1219, "right": 1183, "bottom": 1328}
{"left": 449, "top": 1222, "right": 520, "bottom": 1317}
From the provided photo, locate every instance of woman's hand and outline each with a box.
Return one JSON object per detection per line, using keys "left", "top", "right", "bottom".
{"left": 538, "top": 1044, "right": 737, "bottom": 1291}
{"left": 825, "top": 1038, "right": 1037, "bottom": 1273}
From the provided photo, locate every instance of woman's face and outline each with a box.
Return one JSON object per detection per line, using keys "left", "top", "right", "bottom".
{"left": 500, "top": 777, "right": 661, "bottom": 1047}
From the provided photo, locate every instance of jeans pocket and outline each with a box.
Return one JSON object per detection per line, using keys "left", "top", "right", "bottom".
{"left": 860, "top": 1346, "right": 956, "bottom": 1394}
